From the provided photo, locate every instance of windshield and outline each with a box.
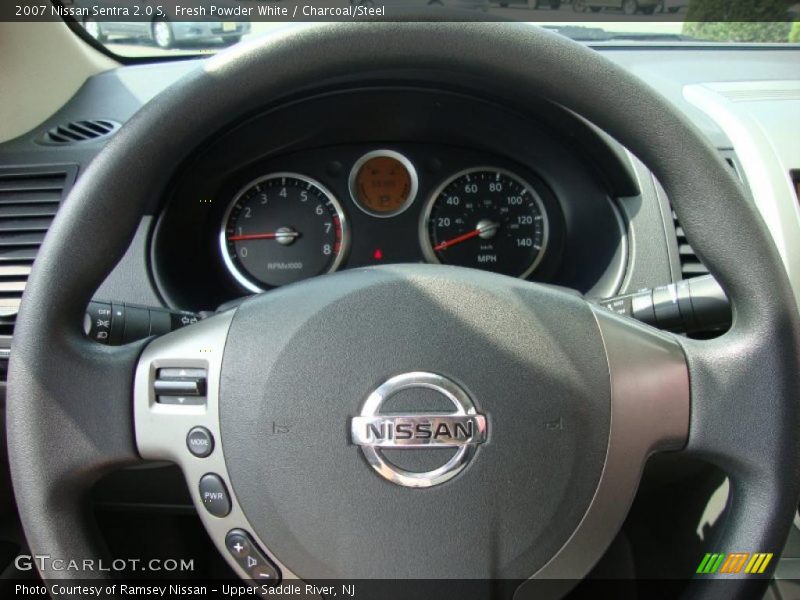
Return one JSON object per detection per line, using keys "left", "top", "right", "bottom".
{"left": 58, "top": 1, "right": 799, "bottom": 59}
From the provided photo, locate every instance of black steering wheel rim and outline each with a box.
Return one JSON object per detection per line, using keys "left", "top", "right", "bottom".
{"left": 8, "top": 22, "right": 800, "bottom": 598}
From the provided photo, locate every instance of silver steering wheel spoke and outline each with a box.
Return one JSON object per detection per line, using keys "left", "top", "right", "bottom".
{"left": 133, "top": 310, "right": 301, "bottom": 585}
{"left": 526, "top": 305, "right": 690, "bottom": 585}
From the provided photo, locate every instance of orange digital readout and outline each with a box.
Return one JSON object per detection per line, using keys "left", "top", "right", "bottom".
{"left": 354, "top": 155, "right": 413, "bottom": 215}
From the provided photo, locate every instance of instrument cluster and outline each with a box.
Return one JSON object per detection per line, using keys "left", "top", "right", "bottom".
{"left": 217, "top": 146, "right": 561, "bottom": 293}
{"left": 151, "top": 88, "right": 631, "bottom": 312}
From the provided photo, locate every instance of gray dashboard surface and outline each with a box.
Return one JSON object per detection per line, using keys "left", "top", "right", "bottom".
{"left": 3, "top": 46, "right": 799, "bottom": 163}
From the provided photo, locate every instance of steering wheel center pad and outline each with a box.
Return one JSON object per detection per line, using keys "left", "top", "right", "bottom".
{"left": 221, "top": 265, "right": 610, "bottom": 578}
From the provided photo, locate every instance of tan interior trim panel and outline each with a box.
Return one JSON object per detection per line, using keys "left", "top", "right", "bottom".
{"left": 0, "top": 21, "right": 118, "bottom": 143}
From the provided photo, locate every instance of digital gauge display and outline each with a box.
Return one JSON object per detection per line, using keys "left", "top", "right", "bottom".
{"left": 349, "top": 150, "right": 418, "bottom": 218}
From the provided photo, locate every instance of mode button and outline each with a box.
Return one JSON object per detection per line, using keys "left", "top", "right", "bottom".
{"left": 186, "top": 426, "right": 214, "bottom": 458}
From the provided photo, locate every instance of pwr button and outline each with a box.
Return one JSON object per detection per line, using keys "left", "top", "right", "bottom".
{"left": 198, "top": 473, "right": 231, "bottom": 517}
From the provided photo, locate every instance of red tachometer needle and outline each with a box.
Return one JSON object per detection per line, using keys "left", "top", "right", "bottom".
{"left": 228, "top": 231, "right": 299, "bottom": 242}
{"left": 228, "top": 233, "right": 279, "bottom": 241}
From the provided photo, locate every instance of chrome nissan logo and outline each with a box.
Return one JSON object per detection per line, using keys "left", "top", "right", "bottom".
{"left": 351, "top": 372, "right": 487, "bottom": 488}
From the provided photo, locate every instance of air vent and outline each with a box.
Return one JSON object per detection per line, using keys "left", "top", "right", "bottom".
{"left": 672, "top": 210, "right": 709, "bottom": 279}
{"left": 719, "top": 151, "right": 743, "bottom": 182}
{"left": 0, "top": 166, "right": 75, "bottom": 332}
{"left": 39, "top": 119, "right": 120, "bottom": 145}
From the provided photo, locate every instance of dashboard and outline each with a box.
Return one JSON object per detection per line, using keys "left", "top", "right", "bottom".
{"left": 151, "top": 88, "right": 627, "bottom": 310}
{"left": 9, "top": 46, "right": 800, "bottom": 321}
{"left": 0, "top": 45, "right": 797, "bottom": 322}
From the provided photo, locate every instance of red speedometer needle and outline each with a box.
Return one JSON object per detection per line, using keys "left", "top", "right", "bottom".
{"left": 433, "top": 229, "right": 482, "bottom": 251}
{"left": 433, "top": 221, "right": 499, "bottom": 252}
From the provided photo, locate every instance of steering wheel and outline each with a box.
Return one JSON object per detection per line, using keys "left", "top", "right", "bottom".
{"left": 8, "top": 22, "right": 800, "bottom": 599}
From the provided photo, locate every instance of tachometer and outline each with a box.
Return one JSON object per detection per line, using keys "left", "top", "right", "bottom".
{"left": 220, "top": 173, "right": 348, "bottom": 291}
{"left": 421, "top": 168, "right": 548, "bottom": 278}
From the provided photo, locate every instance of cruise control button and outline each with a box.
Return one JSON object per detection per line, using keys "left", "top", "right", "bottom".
{"left": 186, "top": 426, "right": 214, "bottom": 458}
{"left": 199, "top": 474, "right": 231, "bottom": 517}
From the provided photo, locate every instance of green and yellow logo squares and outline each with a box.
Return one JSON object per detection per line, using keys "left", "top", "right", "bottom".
{"left": 696, "top": 552, "right": 773, "bottom": 575}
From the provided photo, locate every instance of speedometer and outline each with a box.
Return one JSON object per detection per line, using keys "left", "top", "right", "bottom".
{"left": 220, "top": 173, "right": 348, "bottom": 291}
{"left": 421, "top": 168, "right": 548, "bottom": 278}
